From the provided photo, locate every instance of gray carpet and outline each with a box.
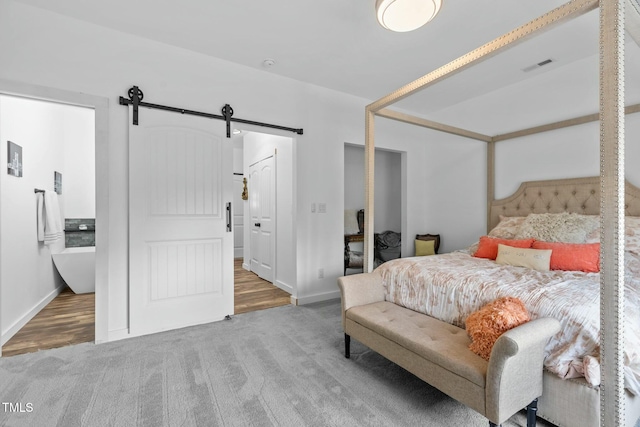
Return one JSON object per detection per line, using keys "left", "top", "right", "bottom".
{"left": 0, "top": 300, "right": 552, "bottom": 427}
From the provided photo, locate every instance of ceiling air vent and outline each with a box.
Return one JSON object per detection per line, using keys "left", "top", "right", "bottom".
{"left": 522, "top": 58, "right": 554, "bottom": 73}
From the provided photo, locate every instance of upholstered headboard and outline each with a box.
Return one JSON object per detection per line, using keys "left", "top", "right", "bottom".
{"left": 489, "top": 176, "right": 640, "bottom": 230}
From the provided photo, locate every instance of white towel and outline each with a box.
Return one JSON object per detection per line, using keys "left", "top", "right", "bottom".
{"left": 38, "top": 190, "right": 63, "bottom": 245}
{"left": 37, "top": 193, "right": 45, "bottom": 242}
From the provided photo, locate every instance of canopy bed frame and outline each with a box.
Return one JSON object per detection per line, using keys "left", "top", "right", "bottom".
{"left": 362, "top": 0, "right": 637, "bottom": 425}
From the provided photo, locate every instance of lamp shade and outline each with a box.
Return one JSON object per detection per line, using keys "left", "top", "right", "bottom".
{"left": 376, "top": 0, "right": 442, "bottom": 32}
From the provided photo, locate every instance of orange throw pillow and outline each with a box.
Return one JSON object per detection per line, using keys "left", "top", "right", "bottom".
{"left": 531, "top": 241, "right": 600, "bottom": 272}
{"left": 473, "top": 236, "right": 535, "bottom": 260}
{"left": 466, "top": 296, "right": 531, "bottom": 360}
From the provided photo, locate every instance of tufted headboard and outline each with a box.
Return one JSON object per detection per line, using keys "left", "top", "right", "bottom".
{"left": 489, "top": 176, "right": 640, "bottom": 230}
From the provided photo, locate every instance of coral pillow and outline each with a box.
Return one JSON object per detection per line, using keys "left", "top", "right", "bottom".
{"left": 531, "top": 241, "right": 600, "bottom": 272}
{"left": 465, "top": 297, "right": 531, "bottom": 361}
{"left": 473, "top": 236, "right": 535, "bottom": 260}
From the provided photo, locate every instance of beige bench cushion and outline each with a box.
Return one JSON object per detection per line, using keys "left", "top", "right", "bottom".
{"left": 346, "top": 301, "right": 487, "bottom": 387}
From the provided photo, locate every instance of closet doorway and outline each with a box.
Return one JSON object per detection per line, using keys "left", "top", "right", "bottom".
{"left": 344, "top": 143, "right": 404, "bottom": 272}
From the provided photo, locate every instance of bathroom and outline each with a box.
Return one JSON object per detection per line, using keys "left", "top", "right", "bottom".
{"left": 0, "top": 94, "right": 95, "bottom": 356}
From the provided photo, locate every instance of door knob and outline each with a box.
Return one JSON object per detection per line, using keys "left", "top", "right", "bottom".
{"left": 255, "top": 223, "right": 261, "bottom": 227}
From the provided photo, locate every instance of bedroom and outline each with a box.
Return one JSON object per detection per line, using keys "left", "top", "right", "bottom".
{"left": 0, "top": 0, "right": 638, "bottom": 425}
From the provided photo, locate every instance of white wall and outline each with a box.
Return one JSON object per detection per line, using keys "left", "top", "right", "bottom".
{"left": 243, "top": 132, "right": 295, "bottom": 293}
{"left": 63, "top": 107, "right": 95, "bottom": 218}
{"left": 232, "top": 136, "right": 244, "bottom": 258}
{"left": 0, "top": 95, "right": 66, "bottom": 342}
{"left": 344, "top": 145, "right": 402, "bottom": 233}
{"left": 494, "top": 117, "right": 640, "bottom": 199}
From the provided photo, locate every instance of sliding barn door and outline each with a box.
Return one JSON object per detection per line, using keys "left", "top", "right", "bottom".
{"left": 129, "top": 107, "right": 233, "bottom": 336}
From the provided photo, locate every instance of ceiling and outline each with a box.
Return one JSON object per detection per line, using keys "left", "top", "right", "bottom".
{"left": 12, "top": 0, "right": 639, "bottom": 131}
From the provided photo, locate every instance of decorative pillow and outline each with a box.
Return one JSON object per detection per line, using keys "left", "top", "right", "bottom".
{"left": 582, "top": 216, "right": 640, "bottom": 256}
{"left": 344, "top": 209, "right": 360, "bottom": 234}
{"left": 584, "top": 217, "right": 601, "bottom": 244}
{"left": 415, "top": 239, "right": 436, "bottom": 256}
{"left": 514, "top": 212, "right": 599, "bottom": 243}
{"left": 626, "top": 216, "right": 640, "bottom": 256}
{"left": 532, "top": 241, "right": 600, "bottom": 272}
{"left": 495, "top": 244, "right": 552, "bottom": 271}
{"left": 473, "top": 236, "right": 535, "bottom": 260}
{"left": 465, "top": 296, "right": 531, "bottom": 361}
{"left": 488, "top": 215, "right": 526, "bottom": 239}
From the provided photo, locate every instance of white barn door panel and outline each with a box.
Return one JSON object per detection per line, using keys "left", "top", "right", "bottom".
{"left": 129, "top": 107, "right": 233, "bottom": 336}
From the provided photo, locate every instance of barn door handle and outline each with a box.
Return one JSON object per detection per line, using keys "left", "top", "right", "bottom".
{"left": 226, "top": 203, "right": 231, "bottom": 232}
{"left": 255, "top": 223, "right": 261, "bottom": 227}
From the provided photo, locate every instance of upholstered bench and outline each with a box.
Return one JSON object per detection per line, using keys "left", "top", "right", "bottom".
{"left": 338, "top": 272, "right": 560, "bottom": 427}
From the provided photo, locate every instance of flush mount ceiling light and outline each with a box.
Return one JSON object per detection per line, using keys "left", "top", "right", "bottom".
{"left": 376, "top": 0, "right": 442, "bottom": 32}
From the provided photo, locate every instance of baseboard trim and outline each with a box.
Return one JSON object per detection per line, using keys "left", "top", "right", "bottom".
{"left": 107, "top": 328, "right": 131, "bottom": 342}
{"left": 275, "top": 280, "right": 293, "bottom": 294}
{"left": 293, "top": 289, "right": 341, "bottom": 305}
{"left": 1, "top": 285, "right": 64, "bottom": 346}
{"left": 242, "top": 262, "right": 250, "bottom": 271}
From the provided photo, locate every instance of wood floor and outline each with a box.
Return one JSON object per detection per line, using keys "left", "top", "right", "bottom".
{"left": 1, "top": 287, "right": 94, "bottom": 357}
{"left": 234, "top": 259, "right": 291, "bottom": 314}
{"left": 1, "top": 259, "right": 291, "bottom": 357}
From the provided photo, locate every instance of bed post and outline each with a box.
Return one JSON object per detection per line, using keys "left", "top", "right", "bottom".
{"left": 599, "top": 0, "right": 626, "bottom": 425}
{"left": 487, "top": 139, "right": 495, "bottom": 233}
{"left": 364, "top": 108, "right": 376, "bottom": 273}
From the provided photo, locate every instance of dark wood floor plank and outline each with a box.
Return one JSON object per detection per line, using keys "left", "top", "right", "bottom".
{"left": 2, "top": 258, "right": 291, "bottom": 357}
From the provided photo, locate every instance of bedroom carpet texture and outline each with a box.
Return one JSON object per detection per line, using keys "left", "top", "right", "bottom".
{"left": 0, "top": 300, "right": 555, "bottom": 427}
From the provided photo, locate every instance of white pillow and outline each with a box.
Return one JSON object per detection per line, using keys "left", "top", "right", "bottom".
{"left": 344, "top": 209, "right": 360, "bottom": 234}
{"left": 495, "top": 244, "right": 552, "bottom": 271}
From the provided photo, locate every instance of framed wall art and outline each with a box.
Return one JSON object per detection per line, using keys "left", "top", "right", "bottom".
{"left": 7, "top": 141, "right": 23, "bottom": 177}
{"left": 54, "top": 171, "right": 62, "bottom": 194}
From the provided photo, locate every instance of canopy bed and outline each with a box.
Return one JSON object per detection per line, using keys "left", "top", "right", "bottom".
{"left": 355, "top": 0, "right": 640, "bottom": 426}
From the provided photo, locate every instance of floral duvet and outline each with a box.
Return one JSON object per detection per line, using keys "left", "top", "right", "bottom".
{"left": 375, "top": 251, "right": 640, "bottom": 394}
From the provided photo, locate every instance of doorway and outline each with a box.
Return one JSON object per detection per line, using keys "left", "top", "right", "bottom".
{"left": 344, "top": 143, "right": 404, "bottom": 273}
{"left": 0, "top": 93, "right": 98, "bottom": 356}
{"left": 235, "top": 129, "right": 295, "bottom": 298}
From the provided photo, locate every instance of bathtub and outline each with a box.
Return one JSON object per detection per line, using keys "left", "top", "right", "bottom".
{"left": 51, "top": 246, "right": 95, "bottom": 294}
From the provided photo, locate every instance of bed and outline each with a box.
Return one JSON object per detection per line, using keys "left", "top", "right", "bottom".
{"left": 373, "top": 176, "right": 640, "bottom": 427}
{"left": 359, "top": 0, "right": 636, "bottom": 424}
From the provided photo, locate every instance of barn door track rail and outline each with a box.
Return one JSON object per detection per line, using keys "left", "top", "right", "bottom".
{"left": 119, "top": 86, "right": 304, "bottom": 138}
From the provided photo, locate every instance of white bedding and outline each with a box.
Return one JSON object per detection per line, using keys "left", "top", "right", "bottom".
{"left": 375, "top": 250, "right": 640, "bottom": 394}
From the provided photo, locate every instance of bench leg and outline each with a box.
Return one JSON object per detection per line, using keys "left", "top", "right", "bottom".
{"left": 526, "top": 398, "right": 538, "bottom": 427}
{"left": 345, "top": 334, "right": 351, "bottom": 358}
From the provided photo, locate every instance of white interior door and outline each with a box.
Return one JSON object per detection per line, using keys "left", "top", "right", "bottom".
{"left": 129, "top": 106, "right": 233, "bottom": 336}
{"left": 249, "top": 155, "right": 275, "bottom": 282}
